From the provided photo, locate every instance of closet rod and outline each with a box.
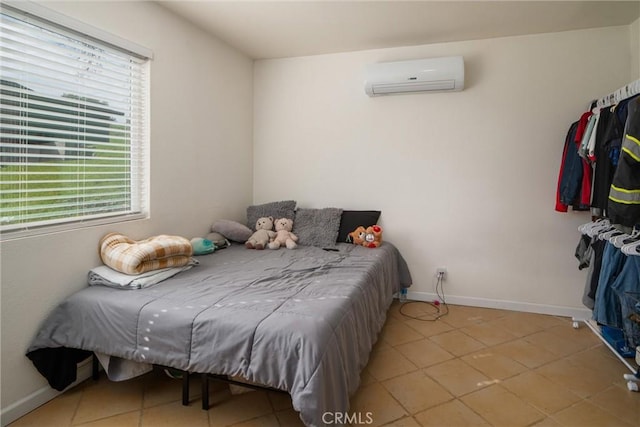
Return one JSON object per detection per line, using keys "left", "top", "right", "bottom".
{"left": 595, "top": 78, "right": 640, "bottom": 109}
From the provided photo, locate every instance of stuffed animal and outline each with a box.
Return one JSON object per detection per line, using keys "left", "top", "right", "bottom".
{"left": 268, "top": 218, "right": 298, "bottom": 249}
{"left": 348, "top": 225, "right": 383, "bottom": 248}
{"left": 363, "top": 225, "right": 383, "bottom": 248}
{"left": 245, "top": 216, "right": 276, "bottom": 250}
{"left": 348, "top": 226, "right": 367, "bottom": 246}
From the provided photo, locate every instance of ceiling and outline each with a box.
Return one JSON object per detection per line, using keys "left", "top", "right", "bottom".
{"left": 158, "top": 1, "right": 640, "bottom": 60}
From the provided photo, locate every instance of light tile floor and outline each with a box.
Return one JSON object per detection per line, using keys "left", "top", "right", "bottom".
{"left": 9, "top": 302, "right": 640, "bottom": 427}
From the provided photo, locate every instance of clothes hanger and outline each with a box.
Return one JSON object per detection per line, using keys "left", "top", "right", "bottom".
{"left": 600, "top": 228, "right": 625, "bottom": 241}
{"left": 579, "top": 218, "right": 608, "bottom": 235}
{"left": 588, "top": 221, "right": 613, "bottom": 237}
{"left": 621, "top": 237, "right": 640, "bottom": 256}
{"left": 619, "top": 224, "right": 640, "bottom": 254}
{"left": 613, "top": 230, "right": 640, "bottom": 249}
{"left": 578, "top": 221, "right": 592, "bottom": 234}
{"left": 595, "top": 226, "right": 617, "bottom": 239}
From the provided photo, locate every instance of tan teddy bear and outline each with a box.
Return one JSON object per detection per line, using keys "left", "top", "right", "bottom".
{"left": 348, "top": 226, "right": 367, "bottom": 246}
{"left": 245, "top": 216, "right": 276, "bottom": 250}
{"left": 268, "top": 218, "right": 298, "bottom": 249}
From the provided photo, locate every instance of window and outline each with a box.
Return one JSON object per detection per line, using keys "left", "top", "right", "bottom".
{"left": 0, "top": 3, "right": 151, "bottom": 237}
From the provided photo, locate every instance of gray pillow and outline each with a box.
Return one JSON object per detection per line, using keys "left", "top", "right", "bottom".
{"left": 211, "top": 219, "right": 253, "bottom": 242}
{"left": 246, "top": 200, "right": 296, "bottom": 231}
{"left": 205, "top": 232, "right": 230, "bottom": 249}
{"left": 293, "top": 208, "right": 343, "bottom": 248}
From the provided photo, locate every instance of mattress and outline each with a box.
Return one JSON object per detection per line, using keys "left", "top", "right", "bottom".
{"left": 27, "top": 242, "right": 411, "bottom": 426}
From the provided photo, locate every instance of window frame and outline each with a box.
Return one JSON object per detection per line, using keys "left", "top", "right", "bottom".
{"left": 0, "top": 1, "right": 152, "bottom": 240}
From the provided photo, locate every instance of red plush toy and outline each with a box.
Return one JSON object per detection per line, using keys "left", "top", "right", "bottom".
{"left": 363, "top": 225, "right": 383, "bottom": 248}
{"left": 348, "top": 226, "right": 367, "bottom": 246}
{"left": 349, "top": 225, "right": 383, "bottom": 248}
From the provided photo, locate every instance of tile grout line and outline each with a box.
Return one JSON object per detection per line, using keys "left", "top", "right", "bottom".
{"left": 388, "top": 306, "right": 592, "bottom": 426}
{"left": 69, "top": 382, "right": 86, "bottom": 426}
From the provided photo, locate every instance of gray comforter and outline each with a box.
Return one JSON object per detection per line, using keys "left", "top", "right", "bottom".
{"left": 27, "top": 243, "right": 411, "bottom": 426}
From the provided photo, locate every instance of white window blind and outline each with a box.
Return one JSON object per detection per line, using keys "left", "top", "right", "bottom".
{"left": 0, "top": 4, "right": 150, "bottom": 236}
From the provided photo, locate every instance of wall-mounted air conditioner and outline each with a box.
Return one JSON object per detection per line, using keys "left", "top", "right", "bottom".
{"left": 364, "top": 56, "right": 464, "bottom": 96}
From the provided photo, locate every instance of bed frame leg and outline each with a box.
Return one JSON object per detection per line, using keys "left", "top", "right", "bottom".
{"left": 182, "top": 372, "right": 190, "bottom": 405}
{"left": 201, "top": 373, "right": 209, "bottom": 410}
{"left": 92, "top": 353, "right": 99, "bottom": 380}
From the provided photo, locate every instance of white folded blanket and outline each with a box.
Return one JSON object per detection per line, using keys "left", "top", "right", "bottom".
{"left": 88, "top": 259, "right": 198, "bottom": 289}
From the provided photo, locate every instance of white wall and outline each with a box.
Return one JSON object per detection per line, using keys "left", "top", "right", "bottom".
{"left": 1, "top": 0, "right": 253, "bottom": 417}
{"left": 632, "top": 17, "right": 639, "bottom": 79}
{"left": 254, "top": 26, "right": 633, "bottom": 315}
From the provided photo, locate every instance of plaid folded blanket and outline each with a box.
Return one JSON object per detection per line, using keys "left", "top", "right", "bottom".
{"left": 99, "top": 232, "right": 193, "bottom": 275}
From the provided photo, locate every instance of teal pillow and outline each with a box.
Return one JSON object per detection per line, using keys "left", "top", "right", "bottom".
{"left": 190, "top": 238, "right": 215, "bottom": 255}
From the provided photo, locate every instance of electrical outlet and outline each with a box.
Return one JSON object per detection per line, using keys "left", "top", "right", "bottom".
{"left": 436, "top": 267, "right": 447, "bottom": 279}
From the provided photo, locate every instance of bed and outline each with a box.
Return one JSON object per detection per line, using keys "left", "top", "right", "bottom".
{"left": 26, "top": 242, "right": 411, "bottom": 426}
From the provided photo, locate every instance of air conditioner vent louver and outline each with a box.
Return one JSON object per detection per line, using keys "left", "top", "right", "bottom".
{"left": 365, "top": 56, "right": 464, "bottom": 97}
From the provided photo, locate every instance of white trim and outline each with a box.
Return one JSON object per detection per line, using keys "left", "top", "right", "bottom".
{"left": 1, "top": 359, "right": 93, "bottom": 427}
{"left": 405, "top": 290, "right": 593, "bottom": 319}
{"left": 1, "top": 0, "right": 153, "bottom": 59}
{"left": 0, "top": 212, "right": 148, "bottom": 242}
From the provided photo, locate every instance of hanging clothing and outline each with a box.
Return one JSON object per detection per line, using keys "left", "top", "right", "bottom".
{"left": 574, "top": 111, "right": 594, "bottom": 207}
{"left": 586, "top": 112, "right": 600, "bottom": 161}
{"left": 587, "top": 238, "right": 607, "bottom": 300}
{"left": 574, "top": 111, "right": 593, "bottom": 143}
{"left": 608, "top": 96, "right": 640, "bottom": 227}
{"left": 555, "top": 122, "right": 580, "bottom": 211}
{"left": 556, "top": 121, "right": 591, "bottom": 212}
{"left": 578, "top": 231, "right": 606, "bottom": 310}
{"left": 582, "top": 247, "right": 596, "bottom": 309}
{"left": 610, "top": 256, "right": 640, "bottom": 349}
{"left": 616, "top": 257, "right": 640, "bottom": 349}
{"left": 580, "top": 155, "right": 593, "bottom": 207}
{"left": 578, "top": 222, "right": 640, "bottom": 350}
{"left": 571, "top": 82, "right": 640, "bottom": 353}
{"left": 578, "top": 114, "right": 597, "bottom": 158}
{"left": 574, "top": 234, "right": 592, "bottom": 270}
{"left": 593, "top": 242, "right": 627, "bottom": 328}
{"left": 590, "top": 107, "right": 616, "bottom": 212}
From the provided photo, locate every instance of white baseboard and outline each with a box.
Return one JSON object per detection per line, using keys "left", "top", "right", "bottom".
{"left": 405, "top": 290, "right": 592, "bottom": 320}
{"left": 1, "top": 359, "right": 94, "bottom": 427}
